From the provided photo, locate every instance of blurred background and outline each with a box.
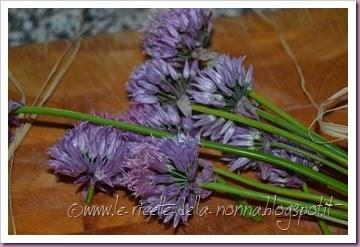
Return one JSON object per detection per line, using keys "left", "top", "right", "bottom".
{"left": 8, "top": 8, "right": 278, "bottom": 47}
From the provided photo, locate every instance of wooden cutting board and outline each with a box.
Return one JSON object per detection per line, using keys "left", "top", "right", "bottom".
{"left": 8, "top": 9, "right": 348, "bottom": 235}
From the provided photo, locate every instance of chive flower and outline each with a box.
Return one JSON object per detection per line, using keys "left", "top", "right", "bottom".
{"left": 48, "top": 121, "right": 130, "bottom": 195}
{"left": 127, "top": 59, "right": 197, "bottom": 116}
{"left": 121, "top": 135, "right": 214, "bottom": 228}
{"left": 190, "top": 54, "right": 257, "bottom": 118}
{"left": 192, "top": 111, "right": 319, "bottom": 187}
{"left": 259, "top": 134, "right": 320, "bottom": 187}
{"left": 143, "top": 8, "right": 214, "bottom": 66}
{"left": 224, "top": 132, "right": 320, "bottom": 187}
{"left": 121, "top": 104, "right": 198, "bottom": 137}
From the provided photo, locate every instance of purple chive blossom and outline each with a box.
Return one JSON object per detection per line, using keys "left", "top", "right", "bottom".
{"left": 8, "top": 100, "right": 23, "bottom": 143}
{"left": 48, "top": 121, "right": 130, "bottom": 194}
{"left": 225, "top": 133, "right": 320, "bottom": 188}
{"left": 192, "top": 113, "right": 262, "bottom": 180}
{"left": 121, "top": 104, "right": 198, "bottom": 137}
{"left": 127, "top": 59, "right": 197, "bottom": 116}
{"left": 192, "top": 113, "right": 263, "bottom": 172}
{"left": 190, "top": 54, "right": 257, "bottom": 118}
{"left": 143, "top": 8, "right": 214, "bottom": 65}
{"left": 258, "top": 134, "right": 320, "bottom": 187}
{"left": 192, "top": 114, "right": 261, "bottom": 145}
{"left": 193, "top": 112, "right": 319, "bottom": 188}
{"left": 189, "top": 54, "right": 258, "bottom": 152}
{"left": 121, "top": 135, "right": 214, "bottom": 228}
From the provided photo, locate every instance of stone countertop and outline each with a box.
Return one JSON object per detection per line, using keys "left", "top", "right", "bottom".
{"left": 8, "top": 8, "right": 277, "bottom": 47}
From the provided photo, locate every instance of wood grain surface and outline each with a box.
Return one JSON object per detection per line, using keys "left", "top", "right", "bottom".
{"left": 8, "top": 9, "right": 348, "bottom": 235}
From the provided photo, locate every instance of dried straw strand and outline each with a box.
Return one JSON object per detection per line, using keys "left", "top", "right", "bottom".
{"left": 254, "top": 9, "right": 347, "bottom": 141}
{"left": 8, "top": 35, "right": 82, "bottom": 236}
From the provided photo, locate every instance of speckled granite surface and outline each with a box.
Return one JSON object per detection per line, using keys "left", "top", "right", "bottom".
{"left": 8, "top": 8, "right": 276, "bottom": 47}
